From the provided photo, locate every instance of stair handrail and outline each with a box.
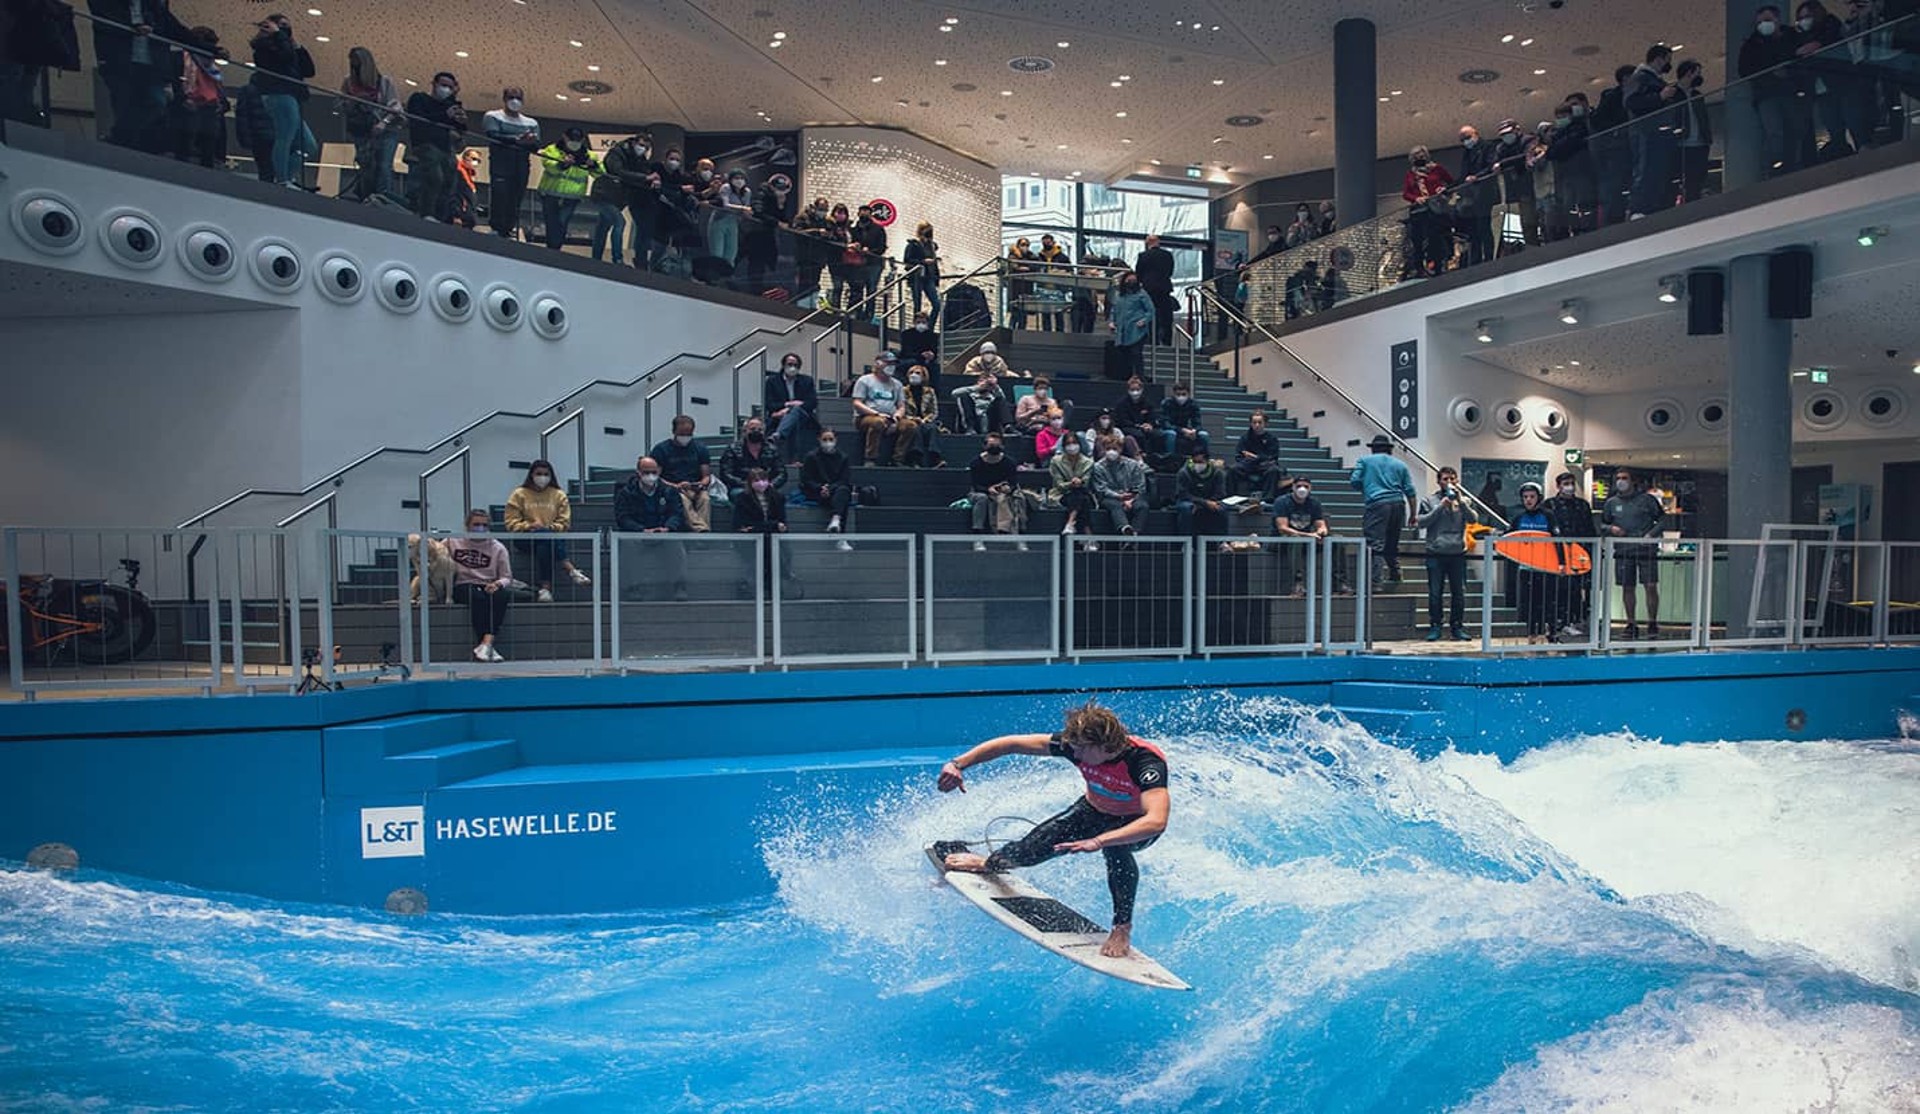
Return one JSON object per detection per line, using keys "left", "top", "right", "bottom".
{"left": 642, "top": 376, "right": 686, "bottom": 449}
{"left": 1189, "top": 282, "right": 1510, "bottom": 529}
{"left": 731, "top": 346, "right": 770, "bottom": 430}
{"left": 538, "top": 408, "right": 588, "bottom": 491}
{"left": 178, "top": 296, "right": 859, "bottom": 530}
{"left": 416, "top": 446, "right": 472, "bottom": 534}
{"left": 275, "top": 491, "right": 339, "bottom": 531}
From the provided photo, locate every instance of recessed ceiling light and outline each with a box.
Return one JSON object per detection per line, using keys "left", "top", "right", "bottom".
{"left": 1150, "top": 159, "right": 1163, "bottom": 165}
{"left": 1119, "top": 74, "right": 1132, "bottom": 81}
{"left": 1110, "top": 80, "right": 1122, "bottom": 88}
{"left": 404, "top": 78, "right": 418, "bottom": 86}
{"left": 1475, "top": 320, "right": 1496, "bottom": 343}
{"left": 1121, "top": 138, "right": 1133, "bottom": 144}
{"left": 1211, "top": 78, "right": 1225, "bottom": 85}
{"left": 935, "top": 59, "right": 948, "bottom": 65}
{"left": 1000, "top": 89, "right": 1012, "bottom": 96}
{"left": 773, "top": 31, "right": 787, "bottom": 39}
{"left": 1057, "top": 41, "right": 1070, "bottom": 48}
{"left": 896, "top": 98, "right": 909, "bottom": 106}
{"left": 1114, "top": 111, "right": 1127, "bottom": 117}
{"left": 1211, "top": 24, "right": 1220, "bottom": 31}
{"left": 1501, "top": 33, "right": 1515, "bottom": 43}
{"left": 1558, "top": 299, "right": 1581, "bottom": 325}
{"left": 1390, "top": 89, "right": 1403, "bottom": 96}
{"left": 1570, "top": 360, "right": 1581, "bottom": 366}
{"left": 314, "top": 35, "right": 329, "bottom": 41}
{"left": 1858, "top": 225, "right": 1889, "bottom": 245}
{"left": 568, "top": 39, "right": 583, "bottom": 48}
{"left": 1378, "top": 96, "right": 1390, "bottom": 102}
{"left": 587, "top": 64, "right": 601, "bottom": 71}
{"left": 579, "top": 97, "right": 592, "bottom": 103}
{"left": 1520, "top": 37, "right": 1535, "bottom": 46}
{"left": 1057, "top": 143, "right": 1068, "bottom": 149}
{"left": 1263, "top": 153, "right": 1274, "bottom": 159}
{"left": 1211, "top": 135, "right": 1225, "bottom": 143}
{"left": 454, "top": 50, "right": 469, "bottom": 58}
{"left": 768, "top": 40, "right": 781, "bottom": 47}
{"left": 944, "top": 16, "right": 959, "bottom": 23}
{"left": 1533, "top": 68, "right": 1547, "bottom": 75}
{"left": 940, "top": 24, "right": 952, "bottom": 32}
{"left": 1192, "top": 21, "right": 1202, "bottom": 28}
{"left": 871, "top": 75, "right": 883, "bottom": 82}
{"left": 306, "top": 6, "right": 321, "bottom": 14}
{"left": 555, "top": 93, "right": 569, "bottom": 100}
{"left": 1672, "top": 43, "right": 1685, "bottom": 50}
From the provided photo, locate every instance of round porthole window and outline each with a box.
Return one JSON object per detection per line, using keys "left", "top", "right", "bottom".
{"left": 1858, "top": 388, "right": 1906, "bottom": 429}
{"left": 1799, "top": 389, "right": 1847, "bottom": 432}
{"left": 1532, "top": 400, "right": 1569, "bottom": 443}
{"left": 430, "top": 274, "right": 474, "bottom": 323}
{"left": 248, "top": 238, "right": 304, "bottom": 292}
{"left": 1696, "top": 398, "right": 1729, "bottom": 433}
{"left": 1447, "top": 396, "right": 1483, "bottom": 436}
{"left": 1643, "top": 398, "right": 1685, "bottom": 436}
{"left": 529, "top": 293, "right": 569, "bottom": 339}
{"left": 481, "top": 283, "right": 522, "bottom": 331}
{"left": 99, "top": 208, "right": 164, "bottom": 269}
{"left": 1491, "top": 399, "right": 1524, "bottom": 440}
{"left": 178, "top": 225, "right": 238, "bottom": 281}
{"left": 10, "top": 191, "right": 84, "bottom": 255}
{"left": 375, "top": 264, "right": 421, "bottom": 313}
{"left": 314, "top": 251, "right": 365, "bottom": 304}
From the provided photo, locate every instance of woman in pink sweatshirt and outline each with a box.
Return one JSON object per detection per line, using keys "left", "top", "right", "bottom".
{"left": 445, "top": 508, "right": 514, "bottom": 662}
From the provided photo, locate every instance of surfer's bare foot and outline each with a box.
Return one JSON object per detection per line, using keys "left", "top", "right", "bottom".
{"left": 1100, "top": 923, "right": 1133, "bottom": 958}
{"left": 943, "top": 852, "right": 990, "bottom": 873}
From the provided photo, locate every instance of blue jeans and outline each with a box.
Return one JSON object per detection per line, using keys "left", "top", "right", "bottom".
{"left": 591, "top": 202, "right": 626, "bottom": 263}
{"left": 1175, "top": 499, "right": 1228, "bottom": 538}
{"left": 350, "top": 128, "right": 400, "bottom": 201}
{"left": 707, "top": 213, "right": 740, "bottom": 266}
{"left": 773, "top": 404, "right": 817, "bottom": 441}
{"left": 540, "top": 195, "right": 581, "bottom": 249}
{"left": 261, "top": 93, "right": 313, "bottom": 184}
{"left": 910, "top": 273, "right": 941, "bottom": 321}
{"left": 1160, "top": 428, "right": 1211, "bottom": 457}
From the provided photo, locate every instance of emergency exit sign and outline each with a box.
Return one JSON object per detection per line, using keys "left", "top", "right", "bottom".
{"left": 1809, "top": 368, "right": 1830, "bottom": 383}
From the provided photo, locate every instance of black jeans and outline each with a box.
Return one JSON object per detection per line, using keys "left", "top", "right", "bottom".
{"left": 1362, "top": 499, "right": 1407, "bottom": 581}
{"left": 1426, "top": 552, "right": 1467, "bottom": 632}
{"left": 452, "top": 582, "right": 509, "bottom": 641}
{"left": 1148, "top": 290, "right": 1177, "bottom": 345}
{"left": 986, "top": 798, "right": 1159, "bottom": 926}
{"left": 490, "top": 157, "right": 530, "bottom": 237}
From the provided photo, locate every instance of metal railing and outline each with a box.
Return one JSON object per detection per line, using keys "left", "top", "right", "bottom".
{"left": 8, "top": 525, "right": 1918, "bottom": 698}
{"left": 416, "top": 447, "right": 473, "bottom": 534}
{"left": 538, "top": 409, "right": 588, "bottom": 489}
{"left": 642, "top": 376, "right": 686, "bottom": 450}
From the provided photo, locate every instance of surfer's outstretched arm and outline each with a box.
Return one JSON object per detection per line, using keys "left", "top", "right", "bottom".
{"left": 937, "top": 734, "right": 1053, "bottom": 793}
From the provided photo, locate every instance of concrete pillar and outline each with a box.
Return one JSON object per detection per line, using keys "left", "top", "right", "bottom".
{"left": 1726, "top": 252, "right": 1794, "bottom": 537}
{"left": 1722, "top": 2, "right": 1762, "bottom": 189}
{"left": 1333, "top": 18, "right": 1378, "bottom": 227}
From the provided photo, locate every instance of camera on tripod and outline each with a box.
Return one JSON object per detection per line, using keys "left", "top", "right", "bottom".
{"left": 301, "top": 647, "right": 322, "bottom": 668}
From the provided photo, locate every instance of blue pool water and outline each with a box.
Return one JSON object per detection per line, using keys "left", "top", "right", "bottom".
{"left": 3, "top": 696, "right": 1919, "bottom": 1111}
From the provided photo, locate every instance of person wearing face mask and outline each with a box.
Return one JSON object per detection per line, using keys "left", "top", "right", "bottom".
{"left": 1585, "top": 66, "right": 1636, "bottom": 225}
{"left": 249, "top": 13, "right": 316, "bottom": 185}
{"left": 1671, "top": 59, "right": 1715, "bottom": 202}
{"left": 404, "top": 71, "right": 467, "bottom": 220}
{"left": 949, "top": 369, "right": 1009, "bottom": 438}
{"left": 1246, "top": 224, "right": 1288, "bottom": 267}
{"left": 744, "top": 173, "right": 796, "bottom": 288}
{"left": 1416, "top": 466, "right": 1479, "bottom": 642}
{"left": 1315, "top": 200, "right": 1338, "bottom": 237}
{"left": 900, "top": 365, "right": 944, "bottom": 467}
{"left": 967, "top": 434, "right": 1035, "bottom": 545}
{"left": 853, "top": 357, "right": 920, "bottom": 465}
{"left": 764, "top": 353, "right": 819, "bottom": 450}
{"left": 1739, "top": 6, "right": 1813, "bottom": 177}
{"left": 340, "top": 48, "right": 403, "bottom": 203}
{"left": 1014, "top": 375, "right": 1066, "bottom": 434}
{"left": 790, "top": 196, "right": 835, "bottom": 305}
{"left": 504, "top": 460, "right": 591, "bottom": 603}
{"left": 1032, "top": 414, "right": 1070, "bottom": 466}
{"left": 1454, "top": 124, "right": 1497, "bottom": 266}
{"left": 1158, "top": 381, "right": 1209, "bottom": 464}
{"left": 1402, "top": 145, "right": 1455, "bottom": 276}
{"left": 719, "top": 418, "right": 790, "bottom": 503}
{"left": 1109, "top": 271, "right": 1156, "bottom": 382}
{"left": 1793, "top": 0, "right": 1865, "bottom": 159}
{"left": 482, "top": 87, "right": 541, "bottom": 239}
{"left": 730, "top": 467, "right": 798, "bottom": 595}
{"left": 533, "top": 127, "right": 598, "bottom": 250}
{"left": 1602, "top": 468, "right": 1666, "bottom": 640}
{"left": 603, "top": 134, "right": 662, "bottom": 270}
{"left": 799, "top": 431, "right": 857, "bottom": 545}
{"left": 586, "top": 150, "right": 628, "bottom": 265}
{"left": 1084, "top": 408, "right": 1144, "bottom": 461}
{"left": 1091, "top": 434, "right": 1151, "bottom": 536}
{"left": 707, "top": 169, "right": 754, "bottom": 276}
{"left": 903, "top": 222, "right": 943, "bottom": 324}
{"left": 447, "top": 508, "right": 514, "bottom": 662}
{"left": 899, "top": 313, "right": 941, "bottom": 391}
{"left": 1284, "top": 205, "right": 1317, "bottom": 249}
{"left": 1489, "top": 119, "right": 1537, "bottom": 249}
{"left": 647, "top": 415, "right": 715, "bottom": 533}
{"left": 824, "top": 203, "right": 860, "bottom": 314}
{"left": 1005, "top": 236, "right": 1038, "bottom": 329}
{"left": 1175, "top": 446, "right": 1230, "bottom": 543}
{"left": 1546, "top": 96, "right": 1597, "bottom": 236}
{"left": 1272, "top": 477, "right": 1349, "bottom": 598}
{"left": 1623, "top": 44, "right": 1683, "bottom": 219}
{"left": 1507, "top": 483, "right": 1560, "bottom": 643}
{"left": 613, "top": 456, "right": 690, "bottom": 602}
{"left": 1544, "top": 471, "right": 1597, "bottom": 639}
{"left": 842, "top": 204, "right": 888, "bottom": 319}
{"left": 1230, "top": 411, "right": 1284, "bottom": 501}
{"left": 1049, "top": 430, "right": 1098, "bottom": 541}
{"left": 645, "top": 147, "right": 698, "bottom": 271}
{"left": 1116, "top": 377, "right": 1160, "bottom": 449}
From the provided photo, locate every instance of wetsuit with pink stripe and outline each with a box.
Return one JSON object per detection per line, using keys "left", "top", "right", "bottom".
{"left": 984, "top": 734, "right": 1169, "bottom": 926}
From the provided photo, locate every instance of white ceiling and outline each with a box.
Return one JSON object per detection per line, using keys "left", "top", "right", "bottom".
{"left": 152, "top": 0, "right": 1724, "bottom": 183}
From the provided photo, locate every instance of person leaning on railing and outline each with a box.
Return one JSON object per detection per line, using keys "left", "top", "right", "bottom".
{"left": 743, "top": 173, "right": 796, "bottom": 289}
{"left": 534, "top": 128, "right": 598, "bottom": 251}
{"left": 403, "top": 71, "right": 467, "bottom": 220}
{"left": 1401, "top": 146, "right": 1454, "bottom": 277}
{"left": 482, "top": 87, "right": 542, "bottom": 239}
{"left": 88, "top": 0, "right": 192, "bottom": 154}
{"left": 340, "top": 47, "right": 402, "bottom": 204}
{"left": 249, "top": 12, "right": 317, "bottom": 188}
{"left": 602, "top": 134, "right": 661, "bottom": 270}
{"left": 903, "top": 222, "right": 943, "bottom": 324}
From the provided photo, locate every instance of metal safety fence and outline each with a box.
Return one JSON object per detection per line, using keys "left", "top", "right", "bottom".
{"left": 9, "top": 526, "right": 1920, "bottom": 697}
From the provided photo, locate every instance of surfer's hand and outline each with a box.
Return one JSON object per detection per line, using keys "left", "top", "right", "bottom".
{"left": 1054, "top": 838, "right": 1103, "bottom": 854}
{"left": 938, "top": 761, "right": 967, "bottom": 793}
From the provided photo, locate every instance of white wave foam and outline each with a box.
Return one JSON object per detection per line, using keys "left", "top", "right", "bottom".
{"left": 1456, "top": 976, "right": 1920, "bottom": 1113}
{"left": 1438, "top": 734, "right": 1920, "bottom": 990}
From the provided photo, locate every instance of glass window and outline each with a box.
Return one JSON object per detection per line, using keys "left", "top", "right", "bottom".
{"left": 1002, "top": 175, "right": 1212, "bottom": 270}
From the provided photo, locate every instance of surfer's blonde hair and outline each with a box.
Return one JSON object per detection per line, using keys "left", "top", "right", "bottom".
{"left": 1063, "top": 701, "right": 1128, "bottom": 754}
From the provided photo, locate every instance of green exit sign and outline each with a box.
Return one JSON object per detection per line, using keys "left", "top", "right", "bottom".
{"left": 1809, "top": 368, "right": 1830, "bottom": 383}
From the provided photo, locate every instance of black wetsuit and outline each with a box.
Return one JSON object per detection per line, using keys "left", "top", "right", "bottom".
{"left": 982, "top": 736, "right": 1168, "bottom": 926}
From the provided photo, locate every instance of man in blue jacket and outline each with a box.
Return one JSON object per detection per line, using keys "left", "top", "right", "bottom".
{"left": 613, "top": 456, "right": 688, "bottom": 601}
{"left": 1350, "top": 434, "right": 1419, "bottom": 585}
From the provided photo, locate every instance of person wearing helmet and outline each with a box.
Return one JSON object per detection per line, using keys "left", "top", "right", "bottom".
{"left": 744, "top": 172, "right": 796, "bottom": 287}
{"left": 1508, "top": 480, "right": 1558, "bottom": 643}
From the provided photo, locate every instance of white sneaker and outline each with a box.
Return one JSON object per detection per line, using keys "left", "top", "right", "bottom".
{"left": 569, "top": 568, "right": 591, "bottom": 586}
{"left": 536, "top": 587, "right": 554, "bottom": 603}
{"left": 827, "top": 517, "right": 842, "bottom": 534}
{"left": 973, "top": 540, "right": 987, "bottom": 552}
{"left": 484, "top": 644, "right": 506, "bottom": 662}
{"left": 1061, "top": 525, "right": 1075, "bottom": 536}
{"left": 473, "top": 644, "right": 489, "bottom": 662}
{"left": 1016, "top": 541, "right": 1031, "bottom": 553}
{"left": 835, "top": 539, "right": 853, "bottom": 552}
{"left": 1084, "top": 541, "right": 1100, "bottom": 552}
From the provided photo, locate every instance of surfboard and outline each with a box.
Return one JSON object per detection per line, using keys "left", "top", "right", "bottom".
{"left": 925, "top": 842, "right": 1191, "bottom": 991}
{"left": 1494, "top": 529, "right": 1593, "bottom": 575}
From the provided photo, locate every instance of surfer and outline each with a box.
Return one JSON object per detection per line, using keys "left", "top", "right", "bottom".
{"left": 936, "top": 702, "right": 1169, "bottom": 958}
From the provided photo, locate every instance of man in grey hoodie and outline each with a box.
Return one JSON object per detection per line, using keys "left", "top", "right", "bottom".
{"left": 1416, "top": 465, "right": 1479, "bottom": 641}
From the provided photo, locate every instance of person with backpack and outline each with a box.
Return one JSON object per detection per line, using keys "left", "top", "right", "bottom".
{"left": 169, "top": 26, "right": 226, "bottom": 168}
{"left": 339, "top": 46, "right": 401, "bottom": 202}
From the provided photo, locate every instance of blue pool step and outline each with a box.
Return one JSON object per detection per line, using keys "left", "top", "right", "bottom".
{"left": 439, "top": 747, "right": 947, "bottom": 790}
{"left": 323, "top": 713, "right": 522, "bottom": 796}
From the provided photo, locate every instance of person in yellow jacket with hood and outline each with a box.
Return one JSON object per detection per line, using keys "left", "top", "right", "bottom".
{"left": 504, "top": 459, "right": 591, "bottom": 602}
{"left": 535, "top": 127, "right": 599, "bottom": 250}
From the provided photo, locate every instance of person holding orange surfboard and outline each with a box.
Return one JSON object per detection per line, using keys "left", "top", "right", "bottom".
{"left": 1508, "top": 483, "right": 1559, "bottom": 643}
{"left": 1417, "top": 466, "right": 1479, "bottom": 641}
{"left": 1546, "top": 472, "right": 1599, "bottom": 639}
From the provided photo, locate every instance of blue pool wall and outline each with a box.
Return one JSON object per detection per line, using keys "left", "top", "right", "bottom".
{"left": 2, "top": 650, "right": 1916, "bottom": 915}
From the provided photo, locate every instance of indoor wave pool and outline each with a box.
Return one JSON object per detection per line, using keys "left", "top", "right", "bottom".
{"left": 4, "top": 697, "right": 1918, "bottom": 1112}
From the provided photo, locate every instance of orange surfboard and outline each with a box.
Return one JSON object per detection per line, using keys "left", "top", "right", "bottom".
{"left": 1494, "top": 530, "right": 1592, "bottom": 575}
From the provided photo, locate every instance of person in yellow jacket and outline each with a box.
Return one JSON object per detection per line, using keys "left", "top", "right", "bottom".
{"left": 535, "top": 127, "right": 599, "bottom": 250}
{"left": 504, "top": 459, "right": 591, "bottom": 602}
